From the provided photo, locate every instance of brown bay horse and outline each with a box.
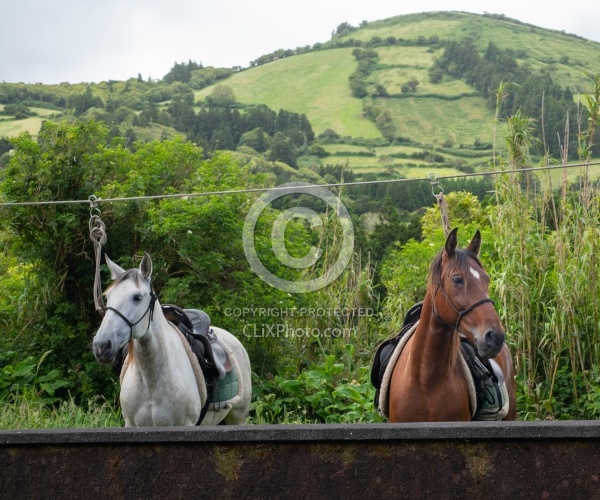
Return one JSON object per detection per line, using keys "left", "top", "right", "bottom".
{"left": 389, "top": 228, "right": 516, "bottom": 422}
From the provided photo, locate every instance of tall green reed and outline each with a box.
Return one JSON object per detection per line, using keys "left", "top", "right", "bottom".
{"left": 492, "top": 75, "right": 600, "bottom": 418}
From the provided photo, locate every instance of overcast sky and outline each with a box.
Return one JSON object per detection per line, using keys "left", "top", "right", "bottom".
{"left": 2, "top": 1, "right": 599, "bottom": 85}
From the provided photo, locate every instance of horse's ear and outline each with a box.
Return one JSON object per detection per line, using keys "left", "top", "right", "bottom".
{"left": 140, "top": 252, "right": 153, "bottom": 280}
{"left": 467, "top": 230, "right": 482, "bottom": 256}
{"left": 105, "top": 255, "right": 125, "bottom": 280}
{"left": 444, "top": 227, "right": 458, "bottom": 258}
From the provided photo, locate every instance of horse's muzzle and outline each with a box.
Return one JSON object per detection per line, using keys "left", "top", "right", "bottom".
{"left": 477, "top": 329, "right": 505, "bottom": 358}
{"left": 92, "top": 339, "right": 118, "bottom": 364}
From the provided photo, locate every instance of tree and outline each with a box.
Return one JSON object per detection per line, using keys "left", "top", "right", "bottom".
{"left": 0, "top": 119, "right": 323, "bottom": 399}
{"left": 367, "top": 198, "right": 421, "bottom": 263}
{"left": 67, "top": 86, "right": 101, "bottom": 116}
{"left": 309, "top": 143, "right": 328, "bottom": 158}
{"left": 239, "top": 127, "right": 271, "bottom": 153}
{"left": 0, "top": 120, "right": 117, "bottom": 399}
{"left": 269, "top": 132, "right": 297, "bottom": 167}
{"left": 334, "top": 22, "right": 356, "bottom": 36}
{"left": 374, "top": 84, "right": 388, "bottom": 97}
{"left": 162, "top": 60, "right": 202, "bottom": 83}
{"left": 205, "top": 85, "right": 237, "bottom": 108}
{"left": 349, "top": 77, "right": 368, "bottom": 98}
{"left": 429, "top": 67, "right": 444, "bottom": 84}
{"left": 407, "top": 78, "right": 419, "bottom": 92}
{"left": 243, "top": 105, "right": 276, "bottom": 135}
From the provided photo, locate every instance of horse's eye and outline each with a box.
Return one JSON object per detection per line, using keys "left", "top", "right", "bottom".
{"left": 132, "top": 294, "right": 143, "bottom": 303}
{"left": 452, "top": 276, "right": 464, "bottom": 286}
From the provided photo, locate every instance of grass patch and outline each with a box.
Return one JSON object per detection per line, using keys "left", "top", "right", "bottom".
{"left": 0, "top": 106, "right": 60, "bottom": 138}
{"left": 372, "top": 66, "right": 474, "bottom": 96}
{"left": 321, "top": 150, "right": 466, "bottom": 176}
{"left": 320, "top": 143, "right": 488, "bottom": 173}
{"left": 195, "top": 49, "right": 380, "bottom": 138}
{"left": 384, "top": 165, "right": 464, "bottom": 178}
{"left": 375, "top": 145, "right": 434, "bottom": 156}
{"left": 375, "top": 46, "right": 437, "bottom": 67}
{"left": 0, "top": 117, "right": 45, "bottom": 137}
{"left": 322, "top": 144, "right": 373, "bottom": 154}
{"left": 347, "top": 13, "right": 465, "bottom": 42}
{"left": 537, "top": 162, "right": 600, "bottom": 190}
{"left": 0, "top": 396, "right": 122, "bottom": 429}
{"left": 374, "top": 95, "right": 500, "bottom": 146}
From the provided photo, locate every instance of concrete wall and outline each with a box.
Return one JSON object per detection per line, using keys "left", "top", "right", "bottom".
{"left": 2, "top": 422, "right": 600, "bottom": 498}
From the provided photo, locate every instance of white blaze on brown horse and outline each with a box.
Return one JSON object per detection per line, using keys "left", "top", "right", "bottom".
{"left": 388, "top": 228, "right": 516, "bottom": 422}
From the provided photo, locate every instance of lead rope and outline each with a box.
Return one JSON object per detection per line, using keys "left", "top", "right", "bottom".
{"left": 89, "top": 195, "right": 107, "bottom": 315}
{"left": 429, "top": 173, "right": 450, "bottom": 238}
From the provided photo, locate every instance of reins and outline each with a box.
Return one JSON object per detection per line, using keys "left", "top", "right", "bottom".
{"left": 429, "top": 173, "right": 450, "bottom": 238}
{"left": 88, "top": 194, "right": 158, "bottom": 340}
{"left": 89, "top": 195, "right": 107, "bottom": 315}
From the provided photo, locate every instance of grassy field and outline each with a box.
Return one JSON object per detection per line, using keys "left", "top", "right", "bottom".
{"left": 375, "top": 46, "right": 437, "bottom": 68}
{"left": 0, "top": 106, "right": 56, "bottom": 137}
{"left": 195, "top": 49, "right": 380, "bottom": 139}
{"left": 374, "top": 95, "right": 500, "bottom": 146}
{"left": 372, "top": 67, "right": 475, "bottom": 96}
{"left": 346, "top": 11, "right": 599, "bottom": 92}
{"left": 536, "top": 162, "right": 600, "bottom": 189}
{"left": 0, "top": 117, "right": 44, "bottom": 137}
{"left": 346, "top": 163, "right": 465, "bottom": 177}
{"left": 0, "top": 396, "right": 122, "bottom": 429}
{"left": 348, "top": 13, "right": 466, "bottom": 42}
{"left": 316, "top": 141, "right": 471, "bottom": 176}
{"left": 323, "top": 143, "right": 458, "bottom": 156}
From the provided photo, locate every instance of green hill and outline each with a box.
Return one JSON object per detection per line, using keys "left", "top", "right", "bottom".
{"left": 194, "top": 11, "right": 600, "bottom": 174}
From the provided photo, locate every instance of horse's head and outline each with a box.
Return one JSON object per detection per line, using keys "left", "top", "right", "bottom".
{"left": 429, "top": 228, "right": 505, "bottom": 358}
{"left": 92, "top": 252, "right": 156, "bottom": 364}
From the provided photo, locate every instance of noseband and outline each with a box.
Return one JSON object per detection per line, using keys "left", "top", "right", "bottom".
{"left": 432, "top": 282, "right": 494, "bottom": 335}
{"left": 103, "top": 288, "right": 158, "bottom": 343}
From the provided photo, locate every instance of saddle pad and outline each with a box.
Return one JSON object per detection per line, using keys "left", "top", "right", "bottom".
{"left": 473, "top": 366, "right": 509, "bottom": 421}
{"left": 378, "top": 321, "right": 422, "bottom": 418}
{"left": 210, "top": 369, "right": 239, "bottom": 406}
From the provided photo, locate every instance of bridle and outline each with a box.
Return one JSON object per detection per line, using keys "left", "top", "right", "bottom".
{"left": 432, "top": 281, "right": 494, "bottom": 335}
{"left": 103, "top": 287, "right": 158, "bottom": 343}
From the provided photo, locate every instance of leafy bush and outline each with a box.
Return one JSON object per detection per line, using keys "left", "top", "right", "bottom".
{"left": 251, "top": 348, "right": 383, "bottom": 424}
{"left": 0, "top": 352, "right": 70, "bottom": 403}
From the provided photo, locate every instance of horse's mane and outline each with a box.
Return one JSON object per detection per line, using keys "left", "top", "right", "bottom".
{"left": 428, "top": 247, "right": 483, "bottom": 290}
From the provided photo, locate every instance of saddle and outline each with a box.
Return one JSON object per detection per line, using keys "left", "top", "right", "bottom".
{"left": 370, "top": 301, "right": 423, "bottom": 407}
{"left": 162, "top": 304, "right": 231, "bottom": 380}
{"left": 370, "top": 301, "right": 506, "bottom": 420}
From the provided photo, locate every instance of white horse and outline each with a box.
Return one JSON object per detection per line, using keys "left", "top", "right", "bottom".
{"left": 92, "top": 252, "right": 252, "bottom": 427}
